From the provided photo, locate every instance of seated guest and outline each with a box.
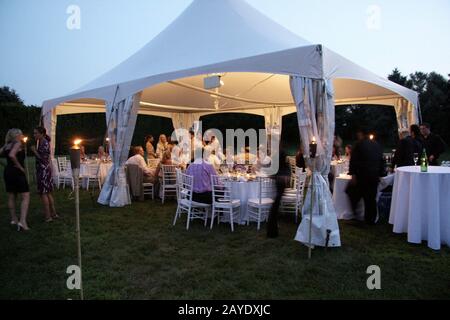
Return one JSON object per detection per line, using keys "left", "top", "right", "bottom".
{"left": 333, "top": 135, "right": 343, "bottom": 159}
{"left": 254, "top": 147, "right": 272, "bottom": 174}
{"left": 204, "top": 145, "right": 221, "bottom": 170}
{"left": 156, "top": 134, "right": 169, "bottom": 158}
{"left": 145, "top": 135, "right": 157, "bottom": 160}
{"left": 332, "top": 145, "right": 340, "bottom": 160}
{"left": 225, "top": 146, "right": 235, "bottom": 167}
{"left": 154, "top": 150, "right": 174, "bottom": 178}
{"left": 186, "top": 148, "right": 217, "bottom": 204}
{"left": 80, "top": 145, "right": 87, "bottom": 161}
{"left": 125, "top": 146, "right": 155, "bottom": 183}
{"left": 210, "top": 135, "right": 224, "bottom": 160}
{"left": 344, "top": 144, "right": 352, "bottom": 160}
{"left": 97, "top": 146, "right": 107, "bottom": 160}
{"left": 235, "top": 147, "right": 257, "bottom": 165}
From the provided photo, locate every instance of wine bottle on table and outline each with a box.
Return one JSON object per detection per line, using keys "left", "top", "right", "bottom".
{"left": 420, "top": 148, "right": 428, "bottom": 173}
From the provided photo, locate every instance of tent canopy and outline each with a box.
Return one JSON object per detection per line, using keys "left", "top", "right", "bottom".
{"left": 42, "top": 0, "right": 418, "bottom": 122}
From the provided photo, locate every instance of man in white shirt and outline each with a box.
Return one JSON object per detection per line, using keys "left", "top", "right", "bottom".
{"left": 210, "top": 135, "right": 225, "bottom": 161}
{"left": 204, "top": 145, "right": 221, "bottom": 170}
{"left": 126, "top": 146, "right": 154, "bottom": 180}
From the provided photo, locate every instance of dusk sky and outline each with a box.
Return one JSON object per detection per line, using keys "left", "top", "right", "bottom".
{"left": 1, "top": 0, "right": 449, "bottom": 105}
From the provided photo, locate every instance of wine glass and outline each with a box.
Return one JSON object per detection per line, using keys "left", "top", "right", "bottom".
{"left": 413, "top": 153, "right": 419, "bottom": 166}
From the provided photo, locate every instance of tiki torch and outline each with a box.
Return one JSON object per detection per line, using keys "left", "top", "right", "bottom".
{"left": 70, "top": 139, "right": 84, "bottom": 300}
{"left": 308, "top": 136, "right": 317, "bottom": 259}
{"left": 23, "top": 136, "right": 29, "bottom": 182}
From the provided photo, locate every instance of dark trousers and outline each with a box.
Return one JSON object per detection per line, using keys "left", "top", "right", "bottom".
{"left": 348, "top": 176, "right": 379, "bottom": 224}
{"left": 192, "top": 191, "right": 213, "bottom": 204}
{"left": 267, "top": 175, "right": 289, "bottom": 238}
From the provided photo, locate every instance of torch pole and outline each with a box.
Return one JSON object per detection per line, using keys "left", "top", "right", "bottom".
{"left": 74, "top": 171, "right": 83, "bottom": 300}
{"left": 308, "top": 158, "right": 314, "bottom": 259}
{"left": 308, "top": 138, "right": 317, "bottom": 260}
{"left": 70, "top": 145, "right": 83, "bottom": 300}
{"left": 24, "top": 144, "right": 30, "bottom": 183}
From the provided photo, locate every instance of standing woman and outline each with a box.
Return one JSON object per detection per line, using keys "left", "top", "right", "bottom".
{"left": 31, "top": 127, "right": 58, "bottom": 222}
{"left": 0, "top": 129, "right": 30, "bottom": 230}
{"left": 156, "top": 134, "right": 168, "bottom": 158}
{"left": 145, "top": 135, "right": 157, "bottom": 160}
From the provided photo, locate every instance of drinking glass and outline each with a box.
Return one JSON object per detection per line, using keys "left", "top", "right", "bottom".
{"left": 413, "top": 153, "right": 419, "bottom": 166}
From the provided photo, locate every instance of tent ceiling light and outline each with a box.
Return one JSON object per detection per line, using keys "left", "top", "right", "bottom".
{"left": 204, "top": 75, "right": 223, "bottom": 90}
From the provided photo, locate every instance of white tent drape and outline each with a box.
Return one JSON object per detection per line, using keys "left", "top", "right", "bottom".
{"left": 395, "top": 98, "right": 409, "bottom": 132}
{"left": 42, "top": 108, "right": 57, "bottom": 158}
{"left": 98, "top": 92, "right": 142, "bottom": 207}
{"left": 290, "top": 76, "right": 341, "bottom": 247}
{"left": 264, "top": 106, "right": 283, "bottom": 133}
{"left": 264, "top": 107, "right": 282, "bottom": 155}
{"left": 171, "top": 112, "right": 201, "bottom": 138}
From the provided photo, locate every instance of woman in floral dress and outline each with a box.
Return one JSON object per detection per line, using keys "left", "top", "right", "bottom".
{"left": 31, "top": 127, "right": 58, "bottom": 222}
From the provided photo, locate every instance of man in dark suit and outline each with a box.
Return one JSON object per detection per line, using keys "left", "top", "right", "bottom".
{"left": 420, "top": 123, "right": 446, "bottom": 166}
{"left": 392, "top": 129, "right": 415, "bottom": 168}
{"left": 347, "top": 129, "right": 385, "bottom": 225}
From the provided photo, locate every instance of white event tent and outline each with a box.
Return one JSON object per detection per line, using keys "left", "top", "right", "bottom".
{"left": 41, "top": 0, "right": 419, "bottom": 247}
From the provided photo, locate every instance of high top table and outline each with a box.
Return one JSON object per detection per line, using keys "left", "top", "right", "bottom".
{"left": 389, "top": 166, "right": 450, "bottom": 250}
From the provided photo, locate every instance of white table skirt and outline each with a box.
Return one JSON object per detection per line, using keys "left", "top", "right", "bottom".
{"left": 80, "top": 161, "right": 113, "bottom": 186}
{"left": 332, "top": 175, "right": 364, "bottom": 220}
{"left": 225, "top": 181, "right": 260, "bottom": 225}
{"left": 389, "top": 166, "right": 450, "bottom": 250}
{"left": 333, "top": 174, "right": 395, "bottom": 221}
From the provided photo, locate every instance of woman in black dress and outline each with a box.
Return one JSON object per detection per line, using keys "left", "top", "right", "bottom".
{"left": 31, "top": 127, "right": 57, "bottom": 222}
{"left": 0, "top": 128, "right": 30, "bottom": 231}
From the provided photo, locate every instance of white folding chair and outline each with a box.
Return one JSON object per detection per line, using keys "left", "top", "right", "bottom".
{"left": 58, "top": 159, "right": 74, "bottom": 189}
{"left": 84, "top": 162, "right": 102, "bottom": 191}
{"left": 279, "top": 171, "right": 307, "bottom": 223}
{"left": 143, "top": 179, "right": 154, "bottom": 200}
{"left": 173, "top": 173, "right": 210, "bottom": 230}
{"left": 288, "top": 157, "right": 297, "bottom": 188}
{"left": 57, "top": 156, "right": 67, "bottom": 172}
{"left": 247, "top": 177, "right": 276, "bottom": 230}
{"left": 160, "top": 165, "right": 178, "bottom": 203}
{"left": 210, "top": 175, "right": 241, "bottom": 232}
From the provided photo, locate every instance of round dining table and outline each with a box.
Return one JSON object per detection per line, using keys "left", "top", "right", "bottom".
{"left": 80, "top": 160, "right": 113, "bottom": 186}
{"left": 224, "top": 179, "right": 260, "bottom": 225}
{"left": 332, "top": 174, "right": 364, "bottom": 220}
{"left": 389, "top": 166, "right": 450, "bottom": 250}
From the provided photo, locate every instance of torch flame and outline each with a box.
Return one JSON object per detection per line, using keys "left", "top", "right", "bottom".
{"left": 312, "top": 136, "right": 316, "bottom": 143}
{"left": 74, "top": 139, "right": 82, "bottom": 146}
{"left": 23, "top": 137, "right": 28, "bottom": 143}
{"left": 369, "top": 134, "right": 374, "bottom": 140}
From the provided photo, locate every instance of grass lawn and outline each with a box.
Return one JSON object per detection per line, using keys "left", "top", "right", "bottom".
{"left": 0, "top": 159, "right": 449, "bottom": 300}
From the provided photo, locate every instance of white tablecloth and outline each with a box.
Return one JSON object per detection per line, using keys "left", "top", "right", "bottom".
{"left": 333, "top": 174, "right": 395, "bottom": 221}
{"left": 389, "top": 166, "right": 450, "bottom": 250}
{"left": 332, "top": 175, "right": 364, "bottom": 220}
{"left": 225, "top": 180, "right": 260, "bottom": 225}
{"left": 330, "top": 160, "right": 348, "bottom": 177}
{"left": 80, "top": 161, "right": 113, "bottom": 185}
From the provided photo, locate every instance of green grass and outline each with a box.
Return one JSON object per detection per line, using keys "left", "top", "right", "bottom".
{"left": 0, "top": 158, "right": 449, "bottom": 300}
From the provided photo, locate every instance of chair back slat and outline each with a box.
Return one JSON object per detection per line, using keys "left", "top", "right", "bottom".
{"left": 179, "top": 173, "right": 194, "bottom": 202}
{"left": 162, "top": 165, "right": 177, "bottom": 185}
{"left": 211, "top": 175, "right": 232, "bottom": 204}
